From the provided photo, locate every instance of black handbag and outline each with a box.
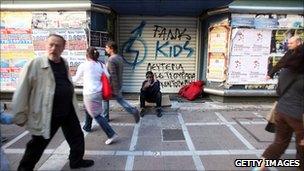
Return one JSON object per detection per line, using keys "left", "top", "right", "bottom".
{"left": 264, "top": 74, "right": 298, "bottom": 133}
{"left": 265, "top": 122, "right": 276, "bottom": 133}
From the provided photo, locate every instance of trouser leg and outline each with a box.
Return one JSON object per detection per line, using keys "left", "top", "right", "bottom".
{"left": 155, "top": 92, "right": 162, "bottom": 109}
{"left": 18, "top": 116, "right": 61, "bottom": 171}
{"left": 140, "top": 91, "right": 146, "bottom": 108}
{"left": 94, "top": 115, "right": 115, "bottom": 138}
{"left": 18, "top": 136, "right": 51, "bottom": 171}
{"left": 61, "top": 108, "right": 85, "bottom": 166}
{"left": 116, "top": 95, "right": 138, "bottom": 114}
{"left": 286, "top": 114, "right": 304, "bottom": 171}
{"left": 83, "top": 108, "right": 93, "bottom": 130}
{"left": 102, "top": 100, "right": 110, "bottom": 121}
{"left": 262, "top": 113, "right": 293, "bottom": 159}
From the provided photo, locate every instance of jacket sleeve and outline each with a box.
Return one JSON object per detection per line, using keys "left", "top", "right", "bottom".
{"left": 155, "top": 80, "right": 161, "bottom": 92}
{"left": 107, "top": 59, "right": 119, "bottom": 91}
{"left": 12, "top": 61, "right": 34, "bottom": 126}
{"left": 107, "top": 60, "right": 116, "bottom": 80}
{"left": 267, "top": 51, "right": 290, "bottom": 78}
{"left": 141, "top": 80, "right": 147, "bottom": 91}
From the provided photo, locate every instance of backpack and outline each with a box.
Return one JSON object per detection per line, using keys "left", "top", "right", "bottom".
{"left": 178, "top": 81, "right": 204, "bottom": 101}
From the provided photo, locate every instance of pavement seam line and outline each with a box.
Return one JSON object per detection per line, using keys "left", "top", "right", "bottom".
{"left": 125, "top": 120, "right": 141, "bottom": 171}
{"left": 37, "top": 121, "right": 98, "bottom": 170}
{"left": 2, "top": 131, "right": 29, "bottom": 149}
{"left": 185, "top": 121, "right": 267, "bottom": 126}
{"left": 4, "top": 149, "right": 297, "bottom": 155}
{"left": 178, "top": 113, "right": 205, "bottom": 171}
{"left": 213, "top": 112, "right": 279, "bottom": 170}
{"left": 215, "top": 112, "right": 256, "bottom": 150}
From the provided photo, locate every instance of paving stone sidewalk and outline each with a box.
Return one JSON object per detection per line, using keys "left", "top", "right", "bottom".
{"left": 1, "top": 100, "right": 298, "bottom": 171}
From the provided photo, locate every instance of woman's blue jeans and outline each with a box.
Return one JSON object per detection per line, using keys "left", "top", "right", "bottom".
{"left": 94, "top": 114, "right": 115, "bottom": 138}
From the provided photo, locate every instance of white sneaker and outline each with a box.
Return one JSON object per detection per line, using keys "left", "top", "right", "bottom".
{"left": 105, "top": 134, "right": 118, "bottom": 145}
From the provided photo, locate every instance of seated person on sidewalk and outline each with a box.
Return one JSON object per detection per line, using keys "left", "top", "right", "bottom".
{"left": 140, "top": 71, "right": 162, "bottom": 117}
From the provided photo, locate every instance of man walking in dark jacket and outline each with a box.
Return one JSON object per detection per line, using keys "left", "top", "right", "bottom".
{"left": 267, "top": 36, "right": 303, "bottom": 79}
{"left": 105, "top": 41, "right": 140, "bottom": 123}
{"left": 140, "top": 71, "right": 162, "bottom": 117}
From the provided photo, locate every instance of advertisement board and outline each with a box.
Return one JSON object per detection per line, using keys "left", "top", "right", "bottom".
{"left": 207, "top": 25, "right": 230, "bottom": 82}
{"left": 227, "top": 29, "right": 272, "bottom": 84}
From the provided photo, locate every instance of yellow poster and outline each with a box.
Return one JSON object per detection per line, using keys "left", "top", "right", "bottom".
{"left": 208, "top": 25, "right": 230, "bottom": 53}
{"left": 1, "top": 12, "right": 32, "bottom": 29}
{"left": 206, "top": 52, "right": 227, "bottom": 82}
{"left": 207, "top": 25, "right": 230, "bottom": 82}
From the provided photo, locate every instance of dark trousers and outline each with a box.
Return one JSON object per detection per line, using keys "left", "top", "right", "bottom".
{"left": 83, "top": 108, "right": 93, "bottom": 129}
{"left": 18, "top": 109, "right": 84, "bottom": 171}
{"left": 140, "top": 91, "right": 162, "bottom": 108}
{"left": 262, "top": 112, "right": 304, "bottom": 170}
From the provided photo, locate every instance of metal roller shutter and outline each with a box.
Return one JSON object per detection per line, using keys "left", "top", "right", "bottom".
{"left": 118, "top": 16, "right": 198, "bottom": 93}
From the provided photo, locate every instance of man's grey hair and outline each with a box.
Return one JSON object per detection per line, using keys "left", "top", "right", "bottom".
{"left": 48, "top": 34, "right": 66, "bottom": 46}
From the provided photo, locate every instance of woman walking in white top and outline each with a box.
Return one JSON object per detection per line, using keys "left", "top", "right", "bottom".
{"left": 73, "top": 47, "right": 118, "bottom": 145}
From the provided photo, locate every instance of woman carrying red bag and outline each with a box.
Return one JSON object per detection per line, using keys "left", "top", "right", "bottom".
{"left": 73, "top": 47, "right": 118, "bottom": 145}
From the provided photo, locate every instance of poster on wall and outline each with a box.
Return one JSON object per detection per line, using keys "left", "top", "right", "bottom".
{"left": 254, "top": 18, "right": 278, "bottom": 29}
{"left": 52, "top": 29, "right": 88, "bottom": 76}
{"left": 32, "top": 12, "right": 87, "bottom": 29}
{"left": 1, "top": 12, "right": 32, "bottom": 29}
{"left": 208, "top": 26, "right": 230, "bottom": 53}
{"left": 206, "top": 25, "right": 230, "bottom": 82}
{"left": 278, "top": 15, "right": 304, "bottom": 28}
{"left": 0, "top": 28, "right": 88, "bottom": 90}
{"left": 231, "top": 14, "right": 255, "bottom": 28}
{"left": 32, "top": 28, "right": 87, "bottom": 62}
{"left": 227, "top": 29, "right": 272, "bottom": 84}
{"left": 0, "top": 28, "right": 35, "bottom": 90}
{"left": 0, "top": 11, "right": 89, "bottom": 91}
{"left": 207, "top": 53, "right": 227, "bottom": 82}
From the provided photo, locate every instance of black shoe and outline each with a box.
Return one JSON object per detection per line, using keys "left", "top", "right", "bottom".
{"left": 82, "top": 125, "right": 91, "bottom": 132}
{"left": 156, "top": 109, "right": 162, "bottom": 117}
{"left": 133, "top": 109, "right": 140, "bottom": 123}
{"left": 139, "top": 108, "right": 146, "bottom": 117}
{"left": 70, "top": 159, "right": 94, "bottom": 169}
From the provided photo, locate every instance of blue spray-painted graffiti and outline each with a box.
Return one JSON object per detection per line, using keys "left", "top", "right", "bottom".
{"left": 122, "top": 21, "right": 147, "bottom": 70}
{"left": 155, "top": 40, "right": 193, "bottom": 58}
{"left": 122, "top": 21, "right": 194, "bottom": 69}
{"left": 153, "top": 25, "right": 193, "bottom": 58}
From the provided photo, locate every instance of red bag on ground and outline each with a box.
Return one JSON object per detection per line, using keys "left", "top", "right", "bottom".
{"left": 178, "top": 81, "right": 204, "bottom": 101}
{"left": 101, "top": 73, "right": 112, "bottom": 100}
